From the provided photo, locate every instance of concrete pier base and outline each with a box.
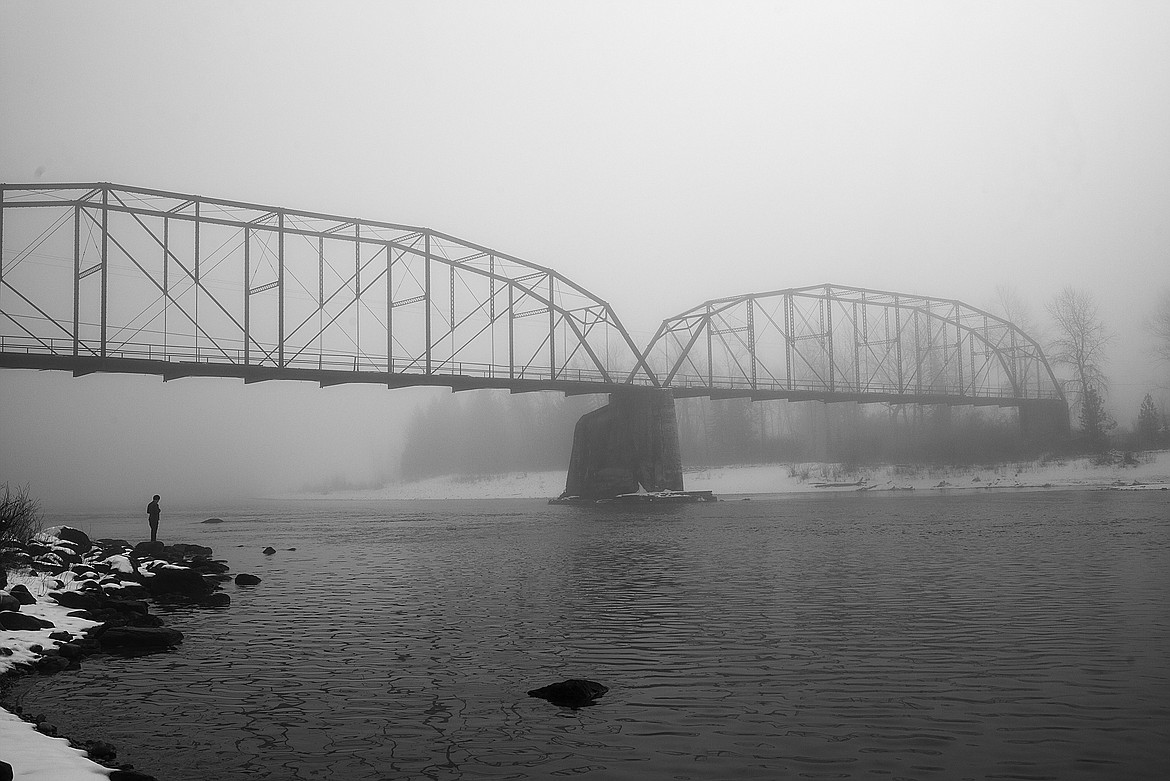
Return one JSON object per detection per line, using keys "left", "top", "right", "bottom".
{"left": 561, "top": 389, "right": 684, "bottom": 500}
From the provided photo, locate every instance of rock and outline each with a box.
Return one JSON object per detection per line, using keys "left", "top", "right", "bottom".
{"left": 0, "top": 759, "right": 12, "bottom": 781}
{"left": 7, "top": 584, "right": 36, "bottom": 604}
{"left": 35, "top": 654, "right": 72, "bottom": 674}
{"left": 86, "top": 740, "right": 118, "bottom": 762}
{"left": 0, "top": 592, "right": 19, "bottom": 612}
{"left": 205, "top": 592, "right": 231, "bottom": 607}
{"left": 98, "top": 626, "right": 184, "bottom": 652}
{"left": 234, "top": 573, "right": 262, "bottom": 586}
{"left": 48, "top": 630, "right": 72, "bottom": 641}
{"left": 202, "top": 517, "right": 224, "bottom": 524}
{"left": 55, "top": 526, "right": 92, "bottom": 554}
{"left": 190, "top": 559, "right": 231, "bottom": 575}
{"left": 0, "top": 610, "right": 50, "bottom": 631}
{"left": 109, "top": 770, "right": 159, "bottom": 781}
{"left": 147, "top": 565, "right": 211, "bottom": 598}
{"left": 56, "top": 642, "right": 84, "bottom": 660}
{"left": 262, "top": 546, "right": 276, "bottom": 555}
{"left": 35, "top": 720, "right": 58, "bottom": 736}
{"left": 49, "top": 590, "right": 104, "bottom": 611}
{"left": 166, "top": 543, "right": 213, "bottom": 559}
{"left": 132, "top": 540, "right": 166, "bottom": 558}
{"left": 527, "top": 679, "right": 609, "bottom": 708}
{"left": 105, "top": 598, "right": 149, "bottom": 616}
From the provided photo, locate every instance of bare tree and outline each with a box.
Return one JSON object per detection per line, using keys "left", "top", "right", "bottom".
{"left": 1046, "top": 287, "right": 1113, "bottom": 418}
{"left": 1148, "top": 287, "right": 1170, "bottom": 363}
{"left": 991, "top": 284, "right": 1038, "bottom": 336}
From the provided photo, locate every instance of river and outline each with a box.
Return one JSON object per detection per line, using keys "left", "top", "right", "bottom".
{"left": 7, "top": 490, "right": 1169, "bottom": 780}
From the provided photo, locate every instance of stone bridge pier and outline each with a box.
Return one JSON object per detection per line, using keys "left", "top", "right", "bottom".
{"left": 561, "top": 388, "right": 683, "bottom": 500}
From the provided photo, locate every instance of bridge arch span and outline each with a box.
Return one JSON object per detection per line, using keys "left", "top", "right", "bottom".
{"left": 0, "top": 183, "right": 657, "bottom": 392}
{"left": 640, "top": 283, "right": 1065, "bottom": 407}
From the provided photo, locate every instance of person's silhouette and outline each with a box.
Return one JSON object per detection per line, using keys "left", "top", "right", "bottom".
{"left": 147, "top": 494, "right": 161, "bottom": 543}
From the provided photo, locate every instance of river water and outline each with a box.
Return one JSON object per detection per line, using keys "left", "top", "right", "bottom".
{"left": 9, "top": 490, "right": 1169, "bottom": 780}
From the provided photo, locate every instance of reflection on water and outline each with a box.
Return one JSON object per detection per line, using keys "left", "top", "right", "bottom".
{"left": 11, "top": 491, "right": 1170, "bottom": 780}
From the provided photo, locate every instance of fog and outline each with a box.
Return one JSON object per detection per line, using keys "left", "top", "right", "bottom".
{"left": 3, "top": 2, "right": 1169, "bottom": 510}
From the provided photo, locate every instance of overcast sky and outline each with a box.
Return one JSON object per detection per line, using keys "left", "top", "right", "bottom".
{"left": 3, "top": 1, "right": 1169, "bottom": 509}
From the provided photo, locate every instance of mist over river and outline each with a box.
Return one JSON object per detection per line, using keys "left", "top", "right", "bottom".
{"left": 8, "top": 491, "right": 1169, "bottom": 780}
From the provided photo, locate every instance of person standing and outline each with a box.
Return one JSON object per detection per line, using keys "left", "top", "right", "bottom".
{"left": 147, "top": 494, "right": 161, "bottom": 542}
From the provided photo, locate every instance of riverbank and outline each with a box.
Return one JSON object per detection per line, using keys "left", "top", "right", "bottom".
{"left": 1, "top": 529, "right": 242, "bottom": 780}
{"left": 300, "top": 450, "right": 1170, "bottom": 501}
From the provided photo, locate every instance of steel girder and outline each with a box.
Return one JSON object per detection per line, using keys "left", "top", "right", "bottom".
{"left": 0, "top": 183, "right": 657, "bottom": 389}
{"left": 639, "top": 283, "right": 1065, "bottom": 405}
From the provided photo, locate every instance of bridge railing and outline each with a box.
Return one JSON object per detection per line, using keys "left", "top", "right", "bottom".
{"left": 665, "top": 370, "right": 1064, "bottom": 401}
{"left": 0, "top": 334, "right": 631, "bottom": 386}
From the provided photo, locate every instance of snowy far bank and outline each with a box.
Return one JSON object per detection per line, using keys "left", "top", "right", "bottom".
{"left": 302, "top": 450, "right": 1170, "bottom": 501}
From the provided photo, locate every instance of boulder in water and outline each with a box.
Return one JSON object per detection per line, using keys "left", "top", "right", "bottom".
{"left": 262, "top": 546, "right": 276, "bottom": 555}
{"left": 235, "top": 573, "right": 262, "bottom": 586}
{"left": 527, "top": 679, "right": 609, "bottom": 708}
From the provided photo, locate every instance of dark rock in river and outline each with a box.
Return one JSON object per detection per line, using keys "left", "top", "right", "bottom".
{"left": 98, "top": 626, "right": 184, "bottom": 652}
{"left": 0, "top": 610, "right": 51, "bottom": 630}
{"left": 205, "top": 592, "right": 231, "bottom": 607}
{"left": 147, "top": 566, "right": 211, "bottom": 598}
{"left": 166, "top": 543, "right": 213, "bottom": 560}
{"left": 85, "top": 740, "right": 118, "bottom": 762}
{"left": 0, "top": 759, "right": 13, "bottom": 781}
{"left": 109, "top": 769, "right": 159, "bottom": 781}
{"left": 202, "top": 517, "right": 225, "bottom": 524}
{"left": 262, "top": 546, "right": 276, "bottom": 555}
{"left": 0, "top": 592, "right": 19, "bottom": 612}
{"left": 527, "top": 679, "right": 609, "bottom": 708}
{"left": 234, "top": 573, "right": 262, "bottom": 586}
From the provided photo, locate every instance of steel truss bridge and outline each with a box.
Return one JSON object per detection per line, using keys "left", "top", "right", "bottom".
{"left": 1, "top": 183, "right": 1064, "bottom": 412}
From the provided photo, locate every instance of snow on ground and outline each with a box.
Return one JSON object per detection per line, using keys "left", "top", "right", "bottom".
{"left": 309, "top": 450, "right": 1170, "bottom": 501}
{"left": 2, "top": 573, "right": 110, "bottom": 780}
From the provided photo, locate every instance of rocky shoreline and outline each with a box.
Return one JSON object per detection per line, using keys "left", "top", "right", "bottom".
{"left": 1, "top": 526, "right": 258, "bottom": 780}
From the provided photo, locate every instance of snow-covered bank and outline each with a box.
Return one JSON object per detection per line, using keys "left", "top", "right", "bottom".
{"left": 1, "top": 573, "right": 110, "bottom": 780}
{"left": 305, "top": 450, "right": 1170, "bottom": 501}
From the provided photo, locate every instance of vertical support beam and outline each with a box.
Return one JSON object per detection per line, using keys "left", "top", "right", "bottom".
{"left": 424, "top": 232, "right": 431, "bottom": 374}
{"left": 825, "top": 288, "right": 834, "bottom": 392}
{"left": 914, "top": 309, "right": 922, "bottom": 394}
{"left": 450, "top": 262, "right": 456, "bottom": 364}
{"left": 489, "top": 256, "right": 495, "bottom": 371}
{"left": 100, "top": 187, "right": 108, "bottom": 358}
{"left": 746, "top": 297, "right": 756, "bottom": 387}
{"left": 193, "top": 201, "right": 200, "bottom": 358}
{"left": 852, "top": 300, "right": 860, "bottom": 392}
{"left": 705, "top": 305, "right": 713, "bottom": 387}
{"left": 243, "top": 227, "right": 250, "bottom": 366}
{"left": 387, "top": 243, "right": 393, "bottom": 374}
{"left": 784, "top": 293, "right": 793, "bottom": 390}
{"left": 72, "top": 203, "right": 80, "bottom": 356}
{"left": 278, "top": 210, "right": 285, "bottom": 368}
{"left": 954, "top": 307, "right": 963, "bottom": 395}
{"left": 162, "top": 217, "right": 169, "bottom": 356}
{"left": 318, "top": 236, "right": 324, "bottom": 370}
{"left": 0, "top": 188, "right": 4, "bottom": 317}
{"left": 507, "top": 283, "right": 514, "bottom": 379}
{"left": 354, "top": 223, "right": 361, "bottom": 367}
{"left": 548, "top": 274, "right": 556, "bottom": 380}
{"left": 894, "top": 296, "right": 903, "bottom": 393}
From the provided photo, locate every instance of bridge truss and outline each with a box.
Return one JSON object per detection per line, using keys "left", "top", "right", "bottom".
{"left": 0, "top": 183, "right": 655, "bottom": 392}
{"left": 640, "top": 284, "right": 1065, "bottom": 406}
